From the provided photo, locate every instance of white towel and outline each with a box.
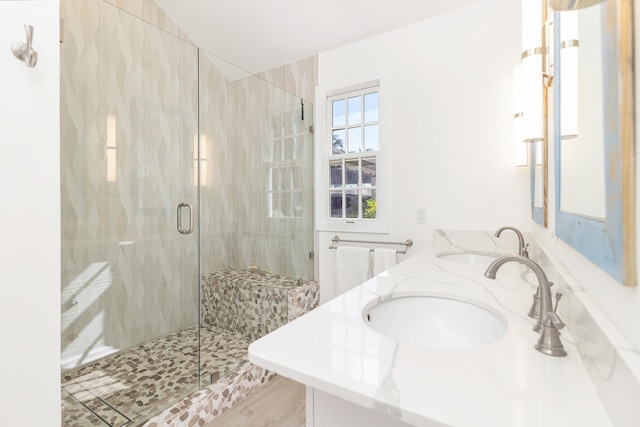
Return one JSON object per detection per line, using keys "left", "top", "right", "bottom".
{"left": 336, "top": 246, "right": 371, "bottom": 295}
{"left": 372, "top": 248, "right": 397, "bottom": 276}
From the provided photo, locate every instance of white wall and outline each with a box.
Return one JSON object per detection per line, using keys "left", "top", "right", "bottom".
{"left": 316, "top": 0, "right": 528, "bottom": 301}
{"left": 0, "top": 1, "right": 61, "bottom": 425}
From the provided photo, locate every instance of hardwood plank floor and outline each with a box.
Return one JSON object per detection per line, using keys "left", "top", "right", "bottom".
{"left": 204, "top": 375, "right": 305, "bottom": 427}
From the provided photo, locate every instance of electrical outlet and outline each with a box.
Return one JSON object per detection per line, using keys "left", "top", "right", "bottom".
{"left": 416, "top": 208, "right": 427, "bottom": 224}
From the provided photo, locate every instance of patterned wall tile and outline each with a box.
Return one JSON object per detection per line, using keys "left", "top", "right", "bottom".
{"left": 61, "top": 0, "right": 101, "bottom": 32}
{"left": 102, "top": 121, "right": 145, "bottom": 200}
{"left": 145, "top": 198, "right": 183, "bottom": 271}
{"left": 103, "top": 272, "right": 146, "bottom": 350}
{"left": 61, "top": 110, "right": 104, "bottom": 199}
{"left": 60, "top": 23, "right": 102, "bottom": 117}
{"left": 102, "top": 198, "right": 147, "bottom": 277}
{"left": 101, "top": 41, "right": 146, "bottom": 126}
{"left": 145, "top": 129, "right": 183, "bottom": 199}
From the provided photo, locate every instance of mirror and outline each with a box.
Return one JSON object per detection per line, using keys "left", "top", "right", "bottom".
{"left": 554, "top": 0, "right": 635, "bottom": 285}
{"left": 559, "top": 5, "right": 606, "bottom": 219}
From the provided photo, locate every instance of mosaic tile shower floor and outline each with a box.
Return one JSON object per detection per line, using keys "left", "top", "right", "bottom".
{"left": 62, "top": 325, "right": 250, "bottom": 427}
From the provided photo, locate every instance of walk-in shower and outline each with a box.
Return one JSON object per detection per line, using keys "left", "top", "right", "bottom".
{"left": 60, "top": 1, "right": 315, "bottom": 425}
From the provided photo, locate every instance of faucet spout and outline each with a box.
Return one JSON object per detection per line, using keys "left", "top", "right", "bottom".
{"left": 484, "top": 255, "right": 566, "bottom": 357}
{"left": 494, "top": 226, "right": 528, "bottom": 258}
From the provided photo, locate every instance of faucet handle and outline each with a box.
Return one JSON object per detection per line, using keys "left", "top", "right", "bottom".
{"left": 551, "top": 292, "right": 565, "bottom": 329}
{"left": 554, "top": 292, "right": 562, "bottom": 312}
{"left": 522, "top": 243, "right": 530, "bottom": 258}
{"left": 546, "top": 311, "right": 565, "bottom": 330}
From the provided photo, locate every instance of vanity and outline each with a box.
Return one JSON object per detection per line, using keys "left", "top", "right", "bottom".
{"left": 249, "top": 230, "right": 618, "bottom": 426}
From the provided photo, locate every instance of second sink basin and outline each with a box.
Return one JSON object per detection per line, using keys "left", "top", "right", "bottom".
{"left": 436, "top": 250, "right": 500, "bottom": 264}
{"left": 364, "top": 294, "right": 507, "bottom": 349}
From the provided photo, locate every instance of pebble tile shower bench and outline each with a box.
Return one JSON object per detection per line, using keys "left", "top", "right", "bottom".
{"left": 143, "top": 268, "right": 319, "bottom": 426}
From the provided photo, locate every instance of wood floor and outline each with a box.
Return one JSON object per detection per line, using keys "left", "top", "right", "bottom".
{"left": 204, "top": 375, "right": 306, "bottom": 427}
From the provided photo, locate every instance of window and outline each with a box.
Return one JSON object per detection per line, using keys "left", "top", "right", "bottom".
{"left": 316, "top": 79, "right": 387, "bottom": 234}
{"left": 328, "top": 87, "right": 379, "bottom": 220}
{"left": 269, "top": 164, "right": 304, "bottom": 218}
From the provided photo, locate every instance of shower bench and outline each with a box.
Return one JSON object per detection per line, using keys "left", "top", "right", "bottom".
{"left": 200, "top": 268, "right": 319, "bottom": 341}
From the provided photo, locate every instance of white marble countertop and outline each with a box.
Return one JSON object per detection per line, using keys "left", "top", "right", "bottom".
{"left": 248, "top": 243, "right": 612, "bottom": 426}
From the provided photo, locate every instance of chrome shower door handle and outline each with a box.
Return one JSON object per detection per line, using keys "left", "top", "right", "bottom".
{"left": 177, "top": 201, "right": 194, "bottom": 235}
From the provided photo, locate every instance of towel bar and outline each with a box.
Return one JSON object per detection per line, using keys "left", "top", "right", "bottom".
{"left": 328, "top": 235, "right": 413, "bottom": 254}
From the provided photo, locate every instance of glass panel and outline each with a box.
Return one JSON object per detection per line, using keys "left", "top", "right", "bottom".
{"left": 347, "top": 127, "right": 362, "bottom": 153}
{"left": 281, "top": 192, "right": 292, "bottom": 217}
{"left": 348, "top": 96, "right": 362, "bottom": 125}
{"left": 330, "top": 161, "right": 343, "bottom": 188}
{"left": 345, "top": 190, "right": 359, "bottom": 218}
{"left": 61, "top": 2, "right": 203, "bottom": 424}
{"left": 332, "top": 129, "right": 345, "bottom": 154}
{"left": 271, "top": 167, "right": 281, "bottom": 190}
{"left": 282, "top": 166, "right": 292, "bottom": 190}
{"left": 364, "top": 124, "right": 379, "bottom": 152}
{"left": 332, "top": 99, "right": 346, "bottom": 127}
{"left": 292, "top": 191, "right": 303, "bottom": 217}
{"left": 363, "top": 189, "right": 377, "bottom": 219}
{"left": 284, "top": 137, "right": 294, "bottom": 160}
{"left": 330, "top": 191, "right": 343, "bottom": 218}
{"left": 345, "top": 160, "right": 359, "bottom": 187}
{"left": 272, "top": 139, "right": 283, "bottom": 161}
{"left": 361, "top": 157, "right": 376, "bottom": 186}
{"left": 364, "top": 93, "right": 379, "bottom": 123}
{"left": 292, "top": 165, "right": 303, "bottom": 190}
{"left": 272, "top": 192, "right": 281, "bottom": 217}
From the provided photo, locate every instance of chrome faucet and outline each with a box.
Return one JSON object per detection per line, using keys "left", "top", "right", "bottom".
{"left": 484, "top": 255, "right": 566, "bottom": 357}
{"left": 494, "top": 226, "right": 529, "bottom": 258}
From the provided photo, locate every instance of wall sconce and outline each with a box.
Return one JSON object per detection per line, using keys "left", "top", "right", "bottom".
{"left": 559, "top": 11, "right": 579, "bottom": 139}
{"left": 513, "top": 64, "right": 528, "bottom": 166}
{"left": 521, "top": 0, "right": 544, "bottom": 143}
{"left": 106, "top": 115, "right": 117, "bottom": 182}
{"left": 194, "top": 134, "right": 209, "bottom": 187}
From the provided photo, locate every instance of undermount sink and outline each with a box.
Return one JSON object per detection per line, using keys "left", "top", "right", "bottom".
{"left": 364, "top": 294, "right": 507, "bottom": 349}
{"left": 436, "top": 251, "right": 500, "bottom": 264}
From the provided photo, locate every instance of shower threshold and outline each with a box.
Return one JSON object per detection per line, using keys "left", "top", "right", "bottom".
{"left": 61, "top": 324, "right": 250, "bottom": 427}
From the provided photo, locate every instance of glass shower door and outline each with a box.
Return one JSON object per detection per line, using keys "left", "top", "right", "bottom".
{"left": 60, "top": 1, "right": 201, "bottom": 424}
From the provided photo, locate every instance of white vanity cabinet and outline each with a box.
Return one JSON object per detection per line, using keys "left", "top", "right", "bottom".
{"left": 249, "top": 242, "right": 612, "bottom": 427}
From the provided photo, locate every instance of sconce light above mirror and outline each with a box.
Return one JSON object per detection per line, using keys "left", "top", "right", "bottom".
{"left": 521, "top": 0, "right": 545, "bottom": 144}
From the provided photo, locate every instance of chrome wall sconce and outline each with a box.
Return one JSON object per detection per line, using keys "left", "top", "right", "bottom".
{"left": 106, "top": 115, "right": 117, "bottom": 182}
{"left": 514, "top": 0, "right": 580, "bottom": 166}
{"left": 11, "top": 24, "right": 38, "bottom": 68}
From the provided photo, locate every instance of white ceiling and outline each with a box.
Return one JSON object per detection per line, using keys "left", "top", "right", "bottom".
{"left": 154, "top": 0, "right": 484, "bottom": 74}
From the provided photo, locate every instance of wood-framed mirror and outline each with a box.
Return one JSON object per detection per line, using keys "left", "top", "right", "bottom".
{"left": 553, "top": 0, "right": 635, "bottom": 286}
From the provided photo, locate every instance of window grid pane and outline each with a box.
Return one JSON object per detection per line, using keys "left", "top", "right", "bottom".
{"left": 364, "top": 93, "right": 379, "bottom": 123}
{"left": 347, "top": 96, "right": 362, "bottom": 125}
{"left": 330, "top": 161, "right": 343, "bottom": 188}
{"left": 347, "top": 127, "right": 362, "bottom": 153}
{"left": 345, "top": 190, "right": 359, "bottom": 218}
{"left": 330, "top": 191, "right": 343, "bottom": 218}
{"left": 345, "top": 159, "right": 359, "bottom": 187}
{"left": 332, "top": 100, "right": 345, "bottom": 127}
{"left": 333, "top": 129, "right": 345, "bottom": 154}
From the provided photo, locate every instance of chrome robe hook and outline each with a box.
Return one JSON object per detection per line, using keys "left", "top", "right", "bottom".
{"left": 11, "top": 24, "right": 38, "bottom": 68}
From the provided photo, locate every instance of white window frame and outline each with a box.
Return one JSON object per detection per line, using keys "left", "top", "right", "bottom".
{"left": 315, "top": 77, "right": 389, "bottom": 234}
